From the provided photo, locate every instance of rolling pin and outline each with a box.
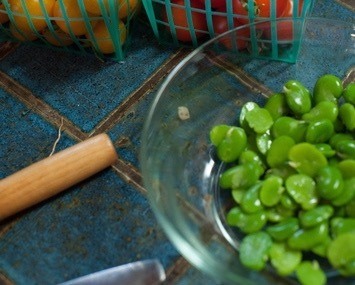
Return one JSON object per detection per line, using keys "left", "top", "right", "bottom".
{"left": 0, "top": 133, "right": 118, "bottom": 222}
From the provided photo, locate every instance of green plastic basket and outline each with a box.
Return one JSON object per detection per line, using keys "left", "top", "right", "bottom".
{"left": 0, "top": 0, "right": 141, "bottom": 61}
{"left": 142, "top": 0, "right": 314, "bottom": 62}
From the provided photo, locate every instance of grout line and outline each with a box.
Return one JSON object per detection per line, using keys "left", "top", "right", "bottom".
{"left": 0, "top": 70, "right": 87, "bottom": 142}
{"left": 206, "top": 52, "right": 274, "bottom": 97}
{"left": 164, "top": 257, "right": 192, "bottom": 284}
{"left": 335, "top": 0, "right": 355, "bottom": 11}
{"left": 0, "top": 42, "right": 19, "bottom": 61}
{"left": 90, "top": 48, "right": 191, "bottom": 136}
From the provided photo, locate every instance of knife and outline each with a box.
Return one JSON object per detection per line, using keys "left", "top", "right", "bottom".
{"left": 59, "top": 259, "right": 166, "bottom": 285}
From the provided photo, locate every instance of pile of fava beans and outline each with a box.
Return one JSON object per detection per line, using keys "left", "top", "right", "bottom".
{"left": 209, "top": 75, "right": 355, "bottom": 285}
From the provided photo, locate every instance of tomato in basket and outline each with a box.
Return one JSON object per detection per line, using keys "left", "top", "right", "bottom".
{"left": 0, "top": 3, "right": 9, "bottom": 24}
{"left": 162, "top": 0, "right": 208, "bottom": 42}
{"left": 53, "top": 0, "right": 96, "bottom": 36}
{"left": 262, "top": 0, "right": 304, "bottom": 41}
{"left": 197, "top": 0, "right": 227, "bottom": 10}
{"left": 6, "top": 0, "right": 55, "bottom": 32}
{"left": 233, "top": 0, "right": 288, "bottom": 24}
{"left": 212, "top": 15, "right": 250, "bottom": 50}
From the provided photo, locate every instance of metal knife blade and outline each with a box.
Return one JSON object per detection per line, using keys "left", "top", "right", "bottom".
{"left": 58, "top": 259, "right": 166, "bottom": 285}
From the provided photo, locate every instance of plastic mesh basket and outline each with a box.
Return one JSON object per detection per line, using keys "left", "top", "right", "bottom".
{"left": 142, "top": 0, "right": 314, "bottom": 62}
{"left": 0, "top": 0, "right": 141, "bottom": 61}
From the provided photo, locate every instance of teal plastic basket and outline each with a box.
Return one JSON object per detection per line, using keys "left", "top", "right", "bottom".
{"left": 142, "top": 0, "right": 314, "bottom": 62}
{"left": 0, "top": 0, "right": 141, "bottom": 61}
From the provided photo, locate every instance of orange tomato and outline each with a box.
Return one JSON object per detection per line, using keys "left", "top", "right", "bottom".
{"left": 83, "top": 0, "right": 109, "bottom": 15}
{"left": 9, "top": 23, "right": 37, "bottom": 41}
{"left": 0, "top": 4, "right": 9, "bottom": 24}
{"left": 6, "top": 0, "right": 55, "bottom": 32}
{"left": 85, "top": 20, "right": 126, "bottom": 54}
{"left": 118, "top": 0, "right": 139, "bottom": 19}
{"left": 53, "top": 0, "right": 96, "bottom": 36}
{"left": 42, "top": 26, "right": 74, "bottom": 46}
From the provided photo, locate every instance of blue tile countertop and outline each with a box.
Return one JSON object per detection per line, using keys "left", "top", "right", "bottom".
{"left": 0, "top": 1, "right": 354, "bottom": 284}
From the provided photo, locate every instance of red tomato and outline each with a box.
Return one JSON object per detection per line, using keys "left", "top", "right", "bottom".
{"left": 212, "top": 15, "right": 250, "bottom": 50}
{"left": 263, "top": 0, "right": 304, "bottom": 41}
{"left": 197, "top": 0, "right": 226, "bottom": 10}
{"left": 233, "top": 0, "right": 288, "bottom": 24}
{"left": 162, "top": 0, "right": 208, "bottom": 42}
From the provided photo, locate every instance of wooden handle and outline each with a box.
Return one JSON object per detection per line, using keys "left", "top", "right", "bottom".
{"left": 0, "top": 133, "right": 118, "bottom": 221}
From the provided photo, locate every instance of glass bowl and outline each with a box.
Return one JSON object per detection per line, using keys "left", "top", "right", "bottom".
{"left": 140, "top": 18, "right": 355, "bottom": 285}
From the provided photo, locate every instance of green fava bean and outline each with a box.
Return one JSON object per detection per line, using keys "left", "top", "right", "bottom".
{"left": 280, "top": 192, "right": 298, "bottom": 210}
{"left": 339, "top": 103, "right": 355, "bottom": 131}
{"left": 283, "top": 80, "right": 312, "bottom": 116}
{"left": 302, "top": 101, "right": 338, "bottom": 123}
{"left": 339, "top": 259, "right": 355, "bottom": 277}
{"left": 305, "top": 119, "right": 334, "bottom": 144}
{"left": 226, "top": 207, "right": 267, "bottom": 234}
{"left": 265, "top": 165, "right": 297, "bottom": 180}
{"left": 219, "top": 163, "right": 259, "bottom": 189}
{"left": 287, "top": 222, "right": 329, "bottom": 250}
{"left": 338, "top": 159, "right": 355, "bottom": 179}
{"left": 216, "top": 127, "right": 247, "bottom": 163}
{"left": 241, "top": 183, "right": 263, "bottom": 213}
{"left": 245, "top": 107, "right": 274, "bottom": 134}
{"left": 239, "top": 231, "right": 272, "bottom": 271}
{"left": 327, "top": 232, "right": 355, "bottom": 270}
{"left": 329, "top": 133, "right": 354, "bottom": 149}
{"left": 259, "top": 176, "right": 284, "bottom": 207}
{"left": 266, "top": 204, "right": 294, "bottom": 223}
{"left": 295, "top": 261, "right": 326, "bottom": 285}
{"left": 239, "top": 101, "right": 259, "bottom": 129}
{"left": 269, "top": 242, "right": 302, "bottom": 276}
{"left": 313, "top": 74, "right": 343, "bottom": 104}
{"left": 314, "top": 143, "right": 336, "bottom": 158}
{"left": 271, "top": 116, "right": 307, "bottom": 143}
{"left": 346, "top": 197, "right": 355, "bottom": 218}
{"left": 232, "top": 188, "right": 244, "bottom": 204}
{"left": 266, "top": 217, "right": 299, "bottom": 241}
{"left": 343, "top": 82, "right": 355, "bottom": 105}
{"left": 267, "top": 135, "right": 295, "bottom": 168}
{"left": 312, "top": 236, "right": 332, "bottom": 257}
{"left": 332, "top": 178, "right": 355, "bottom": 206}
{"left": 316, "top": 165, "right": 344, "bottom": 200}
{"left": 256, "top": 131, "right": 272, "bottom": 154}
{"left": 285, "top": 174, "right": 318, "bottom": 210}
{"left": 264, "top": 92, "right": 290, "bottom": 120}
{"left": 209, "top": 124, "right": 231, "bottom": 146}
{"left": 299, "top": 205, "right": 334, "bottom": 228}
{"left": 288, "top": 143, "right": 328, "bottom": 177}
{"left": 239, "top": 150, "right": 265, "bottom": 176}
{"left": 330, "top": 217, "right": 355, "bottom": 237}
{"left": 336, "top": 139, "right": 355, "bottom": 159}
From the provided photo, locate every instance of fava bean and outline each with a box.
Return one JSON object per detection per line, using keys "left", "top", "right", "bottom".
{"left": 343, "top": 82, "right": 355, "bottom": 105}
{"left": 239, "top": 101, "right": 259, "bottom": 130}
{"left": 335, "top": 139, "right": 355, "bottom": 159}
{"left": 269, "top": 242, "right": 302, "bottom": 276}
{"left": 316, "top": 165, "right": 344, "bottom": 200}
{"left": 245, "top": 107, "right": 274, "bottom": 134}
{"left": 314, "top": 143, "right": 336, "bottom": 158}
{"left": 239, "top": 231, "right": 272, "bottom": 271}
{"left": 330, "top": 217, "right": 355, "bottom": 237}
{"left": 266, "top": 217, "right": 299, "bottom": 241}
{"left": 329, "top": 133, "right": 354, "bottom": 149}
{"left": 338, "top": 159, "right": 355, "bottom": 179}
{"left": 295, "top": 261, "right": 326, "bottom": 285}
{"left": 216, "top": 126, "right": 247, "bottom": 162}
{"left": 259, "top": 176, "right": 284, "bottom": 207}
{"left": 302, "top": 101, "right": 338, "bottom": 123}
{"left": 241, "top": 183, "right": 263, "bottom": 213}
{"left": 288, "top": 143, "right": 328, "bottom": 177}
{"left": 332, "top": 178, "right": 355, "bottom": 206}
{"left": 339, "top": 103, "right": 355, "bottom": 131}
{"left": 238, "top": 150, "right": 265, "bottom": 176}
{"left": 327, "top": 232, "right": 355, "bottom": 272}
{"left": 313, "top": 74, "right": 343, "bottom": 104}
{"left": 209, "top": 124, "right": 231, "bottom": 146}
{"left": 287, "top": 222, "right": 329, "bottom": 250}
{"left": 219, "top": 162, "right": 259, "bottom": 189}
{"left": 264, "top": 92, "right": 289, "bottom": 120}
{"left": 271, "top": 116, "right": 307, "bottom": 143}
{"left": 299, "top": 205, "right": 334, "bottom": 228}
{"left": 285, "top": 174, "right": 318, "bottom": 210}
{"left": 283, "top": 80, "right": 312, "bottom": 115}
{"left": 266, "top": 135, "right": 295, "bottom": 168}
{"left": 305, "top": 119, "right": 334, "bottom": 144}
{"left": 226, "top": 206, "right": 267, "bottom": 234}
